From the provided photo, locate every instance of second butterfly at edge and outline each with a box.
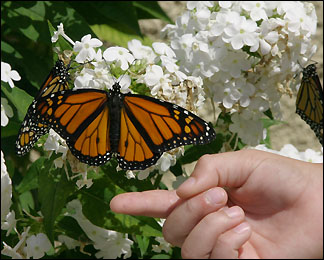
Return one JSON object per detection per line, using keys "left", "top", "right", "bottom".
{"left": 295, "top": 63, "right": 323, "bottom": 145}
{"left": 31, "top": 79, "right": 216, "bottom": 170}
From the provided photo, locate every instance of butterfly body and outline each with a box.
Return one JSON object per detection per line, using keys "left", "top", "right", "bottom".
{"left": 109, "top": 83, "right": 124, "bottom": 153}
{"left": 32, "top": 82, "right": 216, "bottom": 170}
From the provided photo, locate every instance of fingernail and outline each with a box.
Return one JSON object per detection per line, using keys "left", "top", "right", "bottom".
{"left": 233, "top": 222, "right": 250, "bottom": 234}
{"left": 204, "top": 188, "right": 225, "bottom": 205}
{"left": 223, "top": 206, "right": 242, "bottom": 218}
{"left": 178, "top": 177, "right": 195, "bottom": 190}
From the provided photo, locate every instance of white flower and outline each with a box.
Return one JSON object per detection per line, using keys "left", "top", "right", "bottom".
{"left": 229, "top": 113, "right": 264, "bottom": 146}
{"left": 235, "top": 78, "right": 255, "bottom": 107}
{"left": 219, "top": 51, "right": 252, "bottom": 78}
{"left": 1, "top": 242, "right": 24, "bottom": 259}
{"left": 74, "top": 67, "right": 95, "bottom": 89}
{"left": 142, "top": 65, "right": 171, "bottom": 97}
{"left": 116, "top": 74, "right": 131, "bottom": 94}
{"left": 300, "top": 149, "right": 323, "bottom": 163}
{"left": 252, "top": 144, "right": 323, "bottom": 163}
{"left": 257, "top": 20, "right": 280, "bottom": 55}
{"left": 125, "top": 170, "right": 136, "bottom": 179}
{"left": 66, "top": 199, "right": 133, "bottom": 259}
{"left": 58, "top": 235, "right": 82, "bottom": 250}
{"left": 209, "top": 11, "right": 241, "bottom": 37}
{"left": 1, "top": 151, "right": 12, "bottom": 223}
{"left": 1, "top": 210, "right": 17, "bottom": 236}
{"left": 223, "top": 16, "right": 259, "bottom": 51}
{"left": 1, "top": 227, "right": 30, "bottom": 259}
{"left": 152, "top": 42, "right": 176, "bottom": 58}
{"left": 1, "top": 61, "right": 21, "bottom": 88}
{"left": 94, "top": 231, "right": 133, "bottom": 259}
{"left": 152, "top": 237, "right": 172, "bottom": 254}
{"left": 75, "top": 171, "right": 93, "bottom": 189}
{"left": 137, "top": 167, "right": 151, "bottom": 180}
{"left": 241, "top": 1, "right": 269, "bottom": 21}
{"left": 222, "top": 80, "right": 241, "bottom": 109}
{"left": 74, "top": 34, "right": 103, "bottom": 63}
{"left": 160, "top": 55, "right": 179, "bottom": 73}
{"left": 25, "top": 233, "right": 52, "bottom": 259}
{"left": 157, "top": 153, "right": 175, "bottom": 172}
{"left": 128, "top": 39, "right": 156, "bottom": 63}
{"left": 1, "top": 97, "right": 13, "bottom": 127}
{"left": 103, "top": 47, "right": 135, "bottom": 71}
{"left": 44, "top": 129, "right": 66, "bottom": 154}
{"left": 279, "top": 2, "right": 316, "bottom": 35}
{"left": 51, "top": 22, "right": 75, "bottom": 45}
{"left": 186, "top": 1, "right": 213, "bottom": 11}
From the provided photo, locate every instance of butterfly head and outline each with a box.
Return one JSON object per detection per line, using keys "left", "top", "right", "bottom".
{"left": 111, "top": 82, "right": 122, "bottom": 93}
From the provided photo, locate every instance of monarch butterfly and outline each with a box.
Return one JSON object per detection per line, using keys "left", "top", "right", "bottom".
{"left": 30, "top": 82, "right": 216, "bottom": 170}
{"left": 296, "top": 63, "right": 323, "bottom": 145}
{"left": 16, "top": 59, "right": 71, "bottom": 155}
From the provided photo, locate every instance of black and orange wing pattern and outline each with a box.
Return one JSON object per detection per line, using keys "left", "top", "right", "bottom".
{"left": 16, "top": 60, "right": 70, "bottom": 155}
{"left": 118, "top": 94, "right": 216, "bottom": 169}
{"left": 296, "top": 64, "right": 323, "bottom": 145}
{"left": 34, "top": 89, "right": 112, "bottom": 165}
{"left": 32, "top": 82, "right": 216, "bottom": 170}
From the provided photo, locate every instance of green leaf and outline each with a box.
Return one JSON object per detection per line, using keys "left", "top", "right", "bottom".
{"left": 90, "top": 23, "right": 153, "bottom": 48}
{"left": 19, "top": 191, "right": 35, "bottom": 213}
{"left": 20, "top": 23, "right": 40, "bottom": 42}
{"left": 16, "top": 157, "right": 47, "bottom": 194}
{"left": 39, "top": 163, "right": 76, "bottom": 243}
{"left": 1, "top": 41, "right": 23, "bottom": 58}
{"left": 57, "top": 216, "right": 86, "bottom": 241}
{"left": 69, "top": 1, "right": 142, "bottom": 36}
{"left": 264, "top": 109, "right": 274, "bottom": 120}
{"left": 261, "top": 117, "right": 283, "bottom": 128}
{"left": 102, "top": 163, "right": 155, "bottom": 192}
{"left": 1, "top": 120, "right": 20, "bottom": 138}
{"left": 1, "top": 83, "right": 33, "bottom": 121}
{"left": 107, "top": 212, "right": 163, "bottom": 237}
{"left": 12, "top": 1, "right": 46, "bottom": 21}
{"left": 133, "top": 1, "right": 173, "bottom": 23}
{"left": 136, "top": 235, "right": 150, "bottom": 257}
{"left": 169, "top": 160, "right": 183, "bottom": 176}
{"left": 80, "top": 177, "right": 113, "bottom": 227}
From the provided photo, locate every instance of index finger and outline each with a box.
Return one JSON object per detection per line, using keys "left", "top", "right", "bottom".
{"left": 110, "top": 190, "right": 181, "bottom": 218}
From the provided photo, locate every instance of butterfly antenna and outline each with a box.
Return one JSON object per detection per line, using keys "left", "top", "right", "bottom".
{"left": 117, "top": 58, "right": 138, "bottom": 84}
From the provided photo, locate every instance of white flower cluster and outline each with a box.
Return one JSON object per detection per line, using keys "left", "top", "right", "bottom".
{"left": 252, "top": 144, "right": 323, "bottom": 163}
{"left": 162, "top": 1, "right": 318, "bottom": 145}
{"left": 1, "top": 151, "right": 52, "bottom": 259}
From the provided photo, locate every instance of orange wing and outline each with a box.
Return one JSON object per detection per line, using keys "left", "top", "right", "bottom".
{"left": 117, "top": 94, "right": 216, "bottom": 169}
{"left": 16, "top": 60, "right": 70, "bottom": 156}
{"left": 117, "top": 106, "right": 162, "bottom": 170}
{"left": 35, "top": 89, "right": 112, "bottom": 165}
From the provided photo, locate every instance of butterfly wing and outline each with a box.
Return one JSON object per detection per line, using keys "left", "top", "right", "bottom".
{"left": 117, "top": 104, "right": 163, "bottom": 170}
{"left": 296, "top": 64, "right": 323, "bottom": 145}
{"left": 16, "top": 60, "right": 70, "bottom": 155}
{"left": 117, "top": 94, "right": 216, "bottom": 170}
{"left": 34, "top": 89, "right": 112, "bottom": 165}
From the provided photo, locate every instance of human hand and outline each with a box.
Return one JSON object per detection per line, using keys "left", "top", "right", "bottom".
{"left": 110, "top": 150, "right": 323, "bottom": 258}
